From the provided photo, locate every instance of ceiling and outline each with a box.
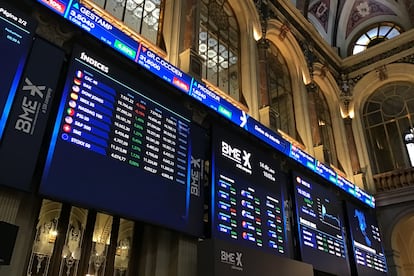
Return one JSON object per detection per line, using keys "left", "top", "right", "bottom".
{"left": 291, "top": 0, "right": 414, "bottom": 57}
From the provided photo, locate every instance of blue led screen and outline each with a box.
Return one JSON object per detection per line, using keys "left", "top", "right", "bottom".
{"left": 40, "top": 45, "right": 205, "bottom": 236}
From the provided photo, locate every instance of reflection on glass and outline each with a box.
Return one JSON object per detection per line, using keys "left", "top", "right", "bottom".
{"left": 59, "top": 207, "right": 88, "bottom": 276}
{"left": 87, "top": 213, "right": 113, "bottom": 276}
{"left": 89, "top": 0, "right": 163, "bottom": 45}
{"left": 27, "top": 200, "right": 62, "bottom": 276}
{"left": 199, "top": 0, "right": 240, "bottom": 100}
{"left": 114, "top": 219, "right": 134, "bottom": 276}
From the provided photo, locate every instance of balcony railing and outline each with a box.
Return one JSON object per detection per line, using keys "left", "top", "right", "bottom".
{"left": 374, "top": 167, "right": 414, "bottom": 192}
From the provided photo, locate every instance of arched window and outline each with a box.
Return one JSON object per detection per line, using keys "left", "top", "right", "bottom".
{"left": 90, "top": 0, "right": 165, "bottom": 46}
{"left": 198, "top": 0, "right": 240, "bottom": 101}
{"left": 267, "top": 44, "right": 296, "bottom": 139}
{"left": 363, "top": 82, "right": 414, "bottom": 174}
{"left": 313, "top": 86, "right": 338, "bottom": 167}
{"left": 351, "top": 22, "right": 402, "bottom": 55}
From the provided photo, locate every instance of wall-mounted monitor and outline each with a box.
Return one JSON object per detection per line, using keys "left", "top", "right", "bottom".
{"left": 40, "top": 45, "right": 205, "bottom": 236}
{"left": 211, "top": 123, "right": 290, "bottom": 256}
{"left": 293, "top": 172, "right": 351, "bottom": 275}
{"left": 0, "top": 1, "right": 36, "bottom": 141}
{"left": 345, "top": 201, "right": 388, "bottom": 275}
{"left": 0, "top": 38, "right": 64, "bottom": 191}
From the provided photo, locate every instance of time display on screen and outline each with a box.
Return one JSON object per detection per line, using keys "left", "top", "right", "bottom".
{"left": 212, "top": 124, "right": 288, "bottom": 256}
{"left": 40, "top": 46, "right": 204, "bottom": 236}
{"left": 293, "top": 172, "right": 351, "bottom": 276}
{"left": 346, "top": 202, "right": 388, "bottom": 275}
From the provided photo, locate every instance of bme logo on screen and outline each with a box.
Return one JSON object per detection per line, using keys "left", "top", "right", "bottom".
{"left": 220, "top": 249, "right": 243, "bottom": 271}
{"left": 15, "top": 78, "right": 52, "bottom": 135}
{"left": 221, "top": 141, "right": 252, "bottom": 175}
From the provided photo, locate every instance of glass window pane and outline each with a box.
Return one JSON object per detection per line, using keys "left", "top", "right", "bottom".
{"left": 386, "top": 122, "right": 405, "bottom": 168}
{"left": 94, "top": 0, "right": 106, "bottom": 8}
{"left": 124, "top": 2, "right": 142, "bottom": 32}
{"left": 356, "top": 35, "right": 370, "bottom": 45}
{"left": 90, "top": 0, "right": 163, "bottom": 45}
{"left": 105, "top": 0, "right": 126, "bottom": 20}
{"left": 387, "top": 28, "right": 400, "bottom": 38}
{"left": 378, "top": 26, "right": 391, "bottom": 37}
{"left": 369, "top": 125, "right": 394, "bottom": 173}
{"left": 60, "top": 207, "right": 88, "bottom": 276}
{"left": 398, "top": 117, "right": 411, "bottom": 137}
{"left": 27, "top": 200, "right": 62, "bottom": 276}
{"left": 366, "top": 102, "right": 381, "bottom": 113}
{"left": 114, "top": 219, "right": 134, "bottom": 275}
{"left": 366, "top": 27, "right": 379, "bottom": 38}
{"left": 353, "top": 45, "right": 366, "bottom": 55}
{"left": 87, "top": 213, "right": 113, "bottom": 276}
{"left": 198, "top": 0, "right": 240, "bottom": 101}
{"left": 367, "top": 111, "right": 382, "bottom": 126}
{"left": 407, "top": 99, "right": 414, "bottom": 113}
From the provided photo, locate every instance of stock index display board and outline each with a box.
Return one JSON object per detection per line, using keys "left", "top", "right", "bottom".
{"left": 0, "top": 1, "right": 36, "bottom": 140}
{"left": 293, "top": 172, "right": 351, "bottom": 276}
{"left": 345, "top": 201, "right": 388, "bottom": 275}
{"left": 40, "top": 46, "right": 204, "bottom": 236}
{"left": 211, "top": 123, "right": 289, "bottom": 256}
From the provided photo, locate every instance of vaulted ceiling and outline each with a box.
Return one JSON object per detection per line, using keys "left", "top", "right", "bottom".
{"left": 292, "top": 0, "right": 414, "bottom": 57}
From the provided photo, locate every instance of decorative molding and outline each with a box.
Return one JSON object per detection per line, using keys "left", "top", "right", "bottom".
{"left": 343, "top": 40, "right": 414, "bottom": 74}
{"left": 346, "top": 0, "right": 396, "bottom": 38}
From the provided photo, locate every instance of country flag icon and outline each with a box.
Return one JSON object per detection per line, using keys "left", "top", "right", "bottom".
{"left": 63, "top": 124, "right": 71, "bottom": 133}
{"left": 73, "top": 78, "right": 81, "bottom": 86}
{"left": 67, "top": 108, "right": 75, "bottom": 116}
{"left": 65, "top": 116, "right": 73, "bottom": 124}
{"left": 68, "top": 100, "right": 77, "bottom": 108}
{"left": 72, "top": 85, "right": 80, "bottom": 93}
{"left": 76, "top": 70, "right": 84, "bottom": 79}
{"left": 70, "top": 93, "right": 79, "bottom": 101}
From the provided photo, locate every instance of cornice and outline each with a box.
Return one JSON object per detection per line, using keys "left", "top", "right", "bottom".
{"left": 375, "top": 186, "right": 414, "bottom": 208}
{"left": 342, "top": 29, "right": 414, "bottom": 77}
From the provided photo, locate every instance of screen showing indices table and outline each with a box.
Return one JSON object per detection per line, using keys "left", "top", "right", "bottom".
{"left": 40, "top": 46, "right": 204, "bottom": 236}
{"left": 293, "top": 172, "right": 351, "bottom": 276}
{"left": 211, "top": 123, "right": 289, "bottom": 256}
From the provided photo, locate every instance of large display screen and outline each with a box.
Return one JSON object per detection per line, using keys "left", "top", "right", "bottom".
{"left": 345, "top": 202, "right": 388, "bottom": 275}
{"left": 37, "top": 0, "right": 376, "bottom": 209}
{"left": 0, "top": 38, "right": 64, "bottom": 191}
{"left": 293, "top": 172, "right": 351, "bottom": 275}
{"left": 211, "top": 123, "right": 289, "bottom": 256}
{"left": 0, "top": 1, "right": 36, "bottom": 141}
{"left": 40, "top": 45, "right": 205, "bottom": 236}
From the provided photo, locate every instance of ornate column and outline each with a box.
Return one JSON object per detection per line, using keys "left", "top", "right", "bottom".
{"left": 179, "top": 0, "right": 203, "bottom": 79}
{"left": 256, "top": 0, "right": 272, "bottom": 127}
{"left": 306, "top": 83, "right": 322, "bottom": 146}
{"left": 257, "top": 38, "right": 270, "bottom": 107}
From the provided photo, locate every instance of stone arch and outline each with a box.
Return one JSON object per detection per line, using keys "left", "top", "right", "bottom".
{"left": 351, "top": 63, "right": 414, "bottom": 190}
{"left": 265, "top": 19, "right": 313, "bottom": 149}
{"left": 228, "top": 0, "right": 262, "bottom": 117}
{"left": 391, "top": 213, "right": 414, "bottom": 276}
{"left": 312, "top": 63, "right": 353, "bottom": 177}
{"left": 379, "top": 205, "right": 414, "bottom": 276}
